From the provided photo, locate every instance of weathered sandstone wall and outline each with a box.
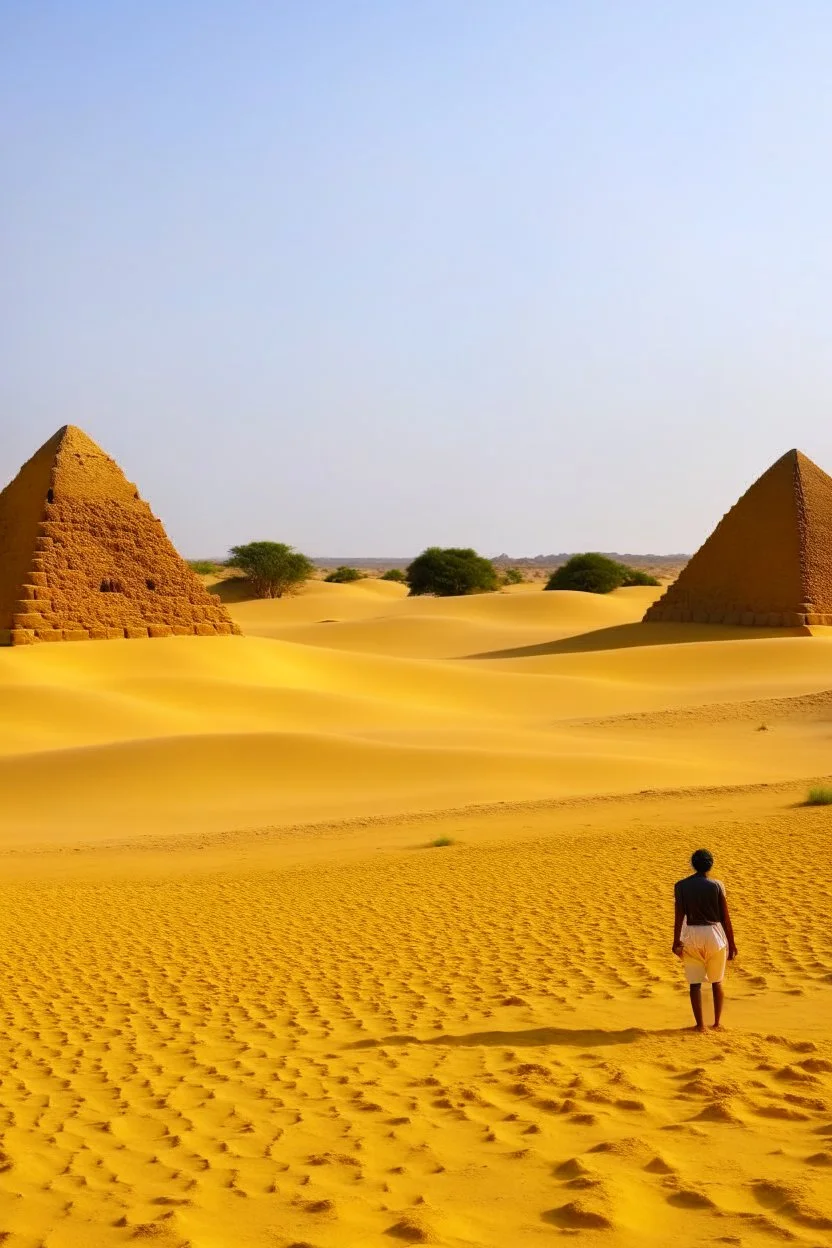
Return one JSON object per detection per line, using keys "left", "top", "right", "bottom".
{"left": 0, "top": 426, "right": 238, "bottom": 645}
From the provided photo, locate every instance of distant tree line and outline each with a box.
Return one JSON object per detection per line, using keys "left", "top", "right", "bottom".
{"left": 207, "top": 542, "right": 658, "bottom": 600}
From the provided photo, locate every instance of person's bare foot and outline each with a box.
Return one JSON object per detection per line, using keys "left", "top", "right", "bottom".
{"left": 689, "top": 1023, "right": 707, "bottom": 1033}
{"left": 710, "top": 1022, "right": 724, "bottom": 1031}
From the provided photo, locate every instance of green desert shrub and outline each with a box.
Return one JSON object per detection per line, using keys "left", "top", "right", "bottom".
{"left": 502, "top": 567, "right": 525, "bottom": 585}
{"left": 406, "top": 547, "right": 499, "bottom": 597}
{"left": 188, "top": 559, "right": 221, "bottom": 575}
{"left": 545, "top": 554, "right": 624, "bottom": 594}
{"left": 324, "top": 566, "right": 363, "bottom": 583}
{"left": 804, "top": 786, "right": 832, "bottom": 806}
{"left": 623, "top": 568, "right": 661, "bottom": 586}
{"left": 428, "top": 836, "right": 455, "bottom": 847}
{"left": 545, "top": 553, "right": 658, "bottom": 594}
{"left": 226, "top": 541, "right": 313, "bottom": 599}
{"left": 380, "top": 568, "right": 407, "bottom": 583}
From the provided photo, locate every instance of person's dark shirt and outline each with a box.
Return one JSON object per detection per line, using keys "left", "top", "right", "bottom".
{"left": 674, "top": 874, "right": 725, "bottom": 926}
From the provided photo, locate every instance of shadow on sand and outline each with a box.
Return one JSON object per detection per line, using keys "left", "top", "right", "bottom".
{"left": 462, "top": 621, "right": 809, "bottom": 660}
{"left": 207, "top": 577, "right": 257, "bottom": 604}
{"left": 344, "top": 1025, "right": 688, "bottom": 1051}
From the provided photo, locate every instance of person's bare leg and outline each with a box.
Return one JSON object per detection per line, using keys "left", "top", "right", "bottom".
{"left": 689, "top": 984, "right": 705, "bottom": 1031}
{"left": 711, "top": 982, "right": 724, "bottom": 1029}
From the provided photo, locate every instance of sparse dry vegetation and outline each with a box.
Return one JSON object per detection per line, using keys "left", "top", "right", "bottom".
{"left": 804, "top": 785, "right": 832, "bottom": 805}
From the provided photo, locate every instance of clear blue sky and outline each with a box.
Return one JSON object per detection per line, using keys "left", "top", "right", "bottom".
{"left": 3, "top": 2, "right": 832, "bottom": 557}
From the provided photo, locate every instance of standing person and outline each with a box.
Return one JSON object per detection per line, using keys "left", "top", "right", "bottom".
{"left": 672, "top": 849, "right": 737, "bottom": 1031}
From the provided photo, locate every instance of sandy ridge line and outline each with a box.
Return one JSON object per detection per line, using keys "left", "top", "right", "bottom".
{"left": 562, "top": 686, "right": 832, "bottom": 729}
{"left": 5, "top": 771, "right": 828, "bottom": 863}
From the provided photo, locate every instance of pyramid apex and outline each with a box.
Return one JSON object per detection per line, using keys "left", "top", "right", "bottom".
{"left": 23, "top": 425, "right": 106, "bottom": 464}
{"left": 55, "top": 425, "right": 107, "bottom": 455}
{"left": 793, "top": 447, "right": 817, "bottom": 465}
{"left": 764, "top": 448, "right": 822, "bottom": 476}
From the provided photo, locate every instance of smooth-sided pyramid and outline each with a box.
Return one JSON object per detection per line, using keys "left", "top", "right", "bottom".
{"left": 0, "top": 426, "right": 240, "bottom": 645}
{"left": 644, "top": 449, "right": 832, "bottom": 627}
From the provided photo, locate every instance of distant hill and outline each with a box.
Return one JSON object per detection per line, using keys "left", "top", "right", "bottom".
{"left": 490, "top": 552, "right": 689, "bottom": 569}
{"left": 308, "top": 553, "right": 688, "bottom": 570}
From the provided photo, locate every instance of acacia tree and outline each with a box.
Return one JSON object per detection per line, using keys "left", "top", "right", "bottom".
{"left": 406, "top": 547, "right": 499, "bottom": 597}
{"left": 227, "top": 542, "right": 314, "bottom": 598}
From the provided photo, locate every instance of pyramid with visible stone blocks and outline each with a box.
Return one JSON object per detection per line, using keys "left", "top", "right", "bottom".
{"left": 0, "top": 426, "right": 239, "bottom": 645}
{"left": 644, "top": 449, "right": 832, "bottom": 628}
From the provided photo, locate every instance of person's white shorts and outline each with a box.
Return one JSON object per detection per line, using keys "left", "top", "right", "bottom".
{"left": 682, "top": 924, "right": 727, "bottom": 984}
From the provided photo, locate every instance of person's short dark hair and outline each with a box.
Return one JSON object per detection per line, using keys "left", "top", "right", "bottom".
{"left": 691, "top": 848, "right": 714, "bottom": 873}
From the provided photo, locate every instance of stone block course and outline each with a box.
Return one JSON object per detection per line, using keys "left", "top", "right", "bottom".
{"left": 10, "top": 629, "right": 36, "bottom": 645}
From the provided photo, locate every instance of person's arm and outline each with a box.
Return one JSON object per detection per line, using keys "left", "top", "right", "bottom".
{"left": 672, "top": 885, "right": 685, "bottom": 958}
{"left": 718, "top": 887, "right": 737, "bottom": 959}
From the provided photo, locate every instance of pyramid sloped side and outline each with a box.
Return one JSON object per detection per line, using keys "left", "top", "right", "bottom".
{"left": 795, "top": 453, "right": 832, "bottom": 616}
{"left": 644, "top": 451, "right": 806, "bottom": 626}
{"left": 6, "top": 427, "right": 239, "bottom": 643}
{"left": 0, "top": 429, "right": 64, "bottom": 635}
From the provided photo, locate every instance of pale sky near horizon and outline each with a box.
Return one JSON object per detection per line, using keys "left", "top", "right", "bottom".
{"left": 3, "top": 3, "right": 832, "bottom": 557}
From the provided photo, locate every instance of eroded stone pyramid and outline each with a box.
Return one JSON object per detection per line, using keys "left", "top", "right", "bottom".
{"left": 0, "top": 426, "right": 239, "bottom": 645}
{"left": 644, "top": 449, "right": 832, "bottom": 627}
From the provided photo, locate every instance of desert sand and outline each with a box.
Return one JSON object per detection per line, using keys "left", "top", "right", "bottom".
{"left": 0, "top": 579, "right": 831, "bottom": 1246}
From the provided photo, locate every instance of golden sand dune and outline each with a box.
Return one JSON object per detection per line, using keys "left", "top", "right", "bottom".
{"left": 230, "top": 581, "right": 655, "bottom": 657}
{"left": 2, "top": 585, "right": 832, "bottom": 842}
{"left": 1, "top": 582, "right": 831, "bottom": 1245}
